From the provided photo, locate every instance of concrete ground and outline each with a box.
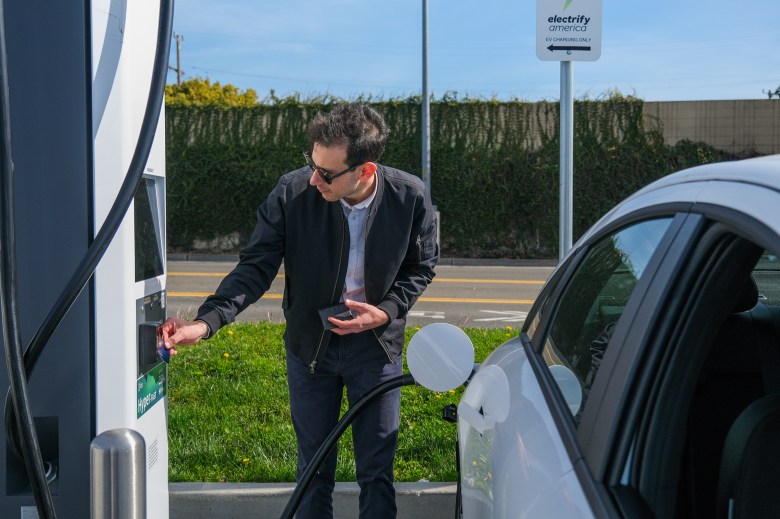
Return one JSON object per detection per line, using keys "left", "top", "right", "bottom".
{"left": 170, "top": 482, "right": 457, "bottom": 518}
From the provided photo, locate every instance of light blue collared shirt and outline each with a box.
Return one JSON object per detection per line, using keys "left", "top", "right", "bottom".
{"left": 339, "top": 175, "right": 377, "bottom": 303}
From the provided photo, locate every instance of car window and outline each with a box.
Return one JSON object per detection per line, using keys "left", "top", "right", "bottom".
{"left": 541, "top": 218, "right": 673, "bottom": 423}
{"left": 525, "top": 271, "right": 560, "bottom": 343}
{"left": 753, "top": 252, "right": 780, "bottom": 305}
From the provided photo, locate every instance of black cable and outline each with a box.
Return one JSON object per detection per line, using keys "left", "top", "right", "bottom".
{"left": 3, "top": 0, "right": 174, "bottom": 463}
{"left": 279, "top": 373, "right": 417, "bottom": 519}
{"left": 0, "top": 1, "right": 57, "bottom": 516}
{"left": 1, "top": 2, "right": 173, "bottom": 516}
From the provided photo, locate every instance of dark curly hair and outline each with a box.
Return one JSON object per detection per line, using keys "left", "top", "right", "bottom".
{"left": 306, "top": 103, "right": 390, "bottom": 165}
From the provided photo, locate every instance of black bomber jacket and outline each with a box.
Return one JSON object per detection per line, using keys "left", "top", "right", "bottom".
{"left": 195, "top": 164, "right": 439, "bottom": 372}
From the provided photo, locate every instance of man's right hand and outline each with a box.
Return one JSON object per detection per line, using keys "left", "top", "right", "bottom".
{"left": 158, "top": 317, "right": 210, "bottom": 357}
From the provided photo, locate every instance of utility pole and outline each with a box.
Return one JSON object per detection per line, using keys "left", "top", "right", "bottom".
{"left": 168, "top": 33, "right": 184, "bottom": 84}
{"left": 422, "top": 0, "right": 439, "bottom": 248}
{"left": 421, "top": 0, "right": 430, "bottom": 193}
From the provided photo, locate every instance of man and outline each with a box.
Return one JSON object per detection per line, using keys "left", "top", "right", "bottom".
{"left": 160, "top": 103, "right": 438, "bottom": 518}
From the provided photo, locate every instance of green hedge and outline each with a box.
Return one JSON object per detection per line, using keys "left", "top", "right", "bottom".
{"left": 165, "top": 97, "right": 746, "bottom": 258}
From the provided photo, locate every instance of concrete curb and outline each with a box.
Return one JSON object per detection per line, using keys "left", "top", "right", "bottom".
{"left": 169, "top": 482, "right": 457, "bottom": 519}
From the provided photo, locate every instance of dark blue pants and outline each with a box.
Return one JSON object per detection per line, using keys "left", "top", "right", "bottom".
{"left": 286, "top": 333, "right": 402, "bottom": 519}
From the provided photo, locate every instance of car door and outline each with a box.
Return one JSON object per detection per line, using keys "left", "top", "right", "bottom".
{"left": 458, "top": 213, "right": 694, "bottom": 517}
{"left": 585, "top": 202, "right": 780, "bottom": 518}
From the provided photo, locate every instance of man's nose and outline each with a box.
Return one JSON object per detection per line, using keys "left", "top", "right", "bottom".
{"left": 308, "top": 168, "right": 320, "bottom": 186}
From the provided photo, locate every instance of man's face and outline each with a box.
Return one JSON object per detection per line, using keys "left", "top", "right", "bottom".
{"left": 308, "top": 143, "right": 373, "bottom": 204}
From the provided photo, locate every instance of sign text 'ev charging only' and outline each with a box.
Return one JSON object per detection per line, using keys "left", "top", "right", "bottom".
{"left": 537, "top": 0, "right": 602, "bottom": 61}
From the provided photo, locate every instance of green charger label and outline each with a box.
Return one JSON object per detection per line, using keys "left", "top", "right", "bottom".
{"left": 137, "top": 362, "right": 167, "bottom": 418}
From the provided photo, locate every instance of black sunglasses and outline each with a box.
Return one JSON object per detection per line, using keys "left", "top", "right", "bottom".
{"left": 303, "top": 151, "right": 361, "bottom": 185}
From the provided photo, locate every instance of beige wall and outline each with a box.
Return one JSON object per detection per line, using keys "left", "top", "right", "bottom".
{"left": 644, "top": 100, "right": 780, "bottom": 156}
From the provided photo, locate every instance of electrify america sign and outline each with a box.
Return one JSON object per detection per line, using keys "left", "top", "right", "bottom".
{"left": 537, "top": 0, "right": 602, "bottom": 61}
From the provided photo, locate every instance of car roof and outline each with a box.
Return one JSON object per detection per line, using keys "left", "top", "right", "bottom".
{"left": 574, "top": 154, "right": 780, "bottom": 251}
{"left": 637, "top": 154, "right": 780, "bottom": 194}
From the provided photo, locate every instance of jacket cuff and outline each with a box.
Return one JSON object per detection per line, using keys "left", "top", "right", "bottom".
{"left": 194, "top": 309, "right": 223, "bottom": 339}
{"left": 193, "top": 319, "right": 212, "bottom": 340}
{"left": 377, "top": 300, "right": 400, "bottom": 323}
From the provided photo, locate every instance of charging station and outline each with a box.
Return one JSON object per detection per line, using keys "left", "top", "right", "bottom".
{"left": 1, "top": 1, "right": 171, "bottom": 516}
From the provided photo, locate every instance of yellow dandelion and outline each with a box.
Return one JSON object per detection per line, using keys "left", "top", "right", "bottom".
{"left": 435, "top": 394, "right": 442, "bottom": 399}
{"left": 448, "top": 390, "right": 456, "bottom": 394}
{"left": 223, "top": 352, "right": 230, "bottom": 358}
{"left": 227, "top": 330, "right": 234, "bottom": 336}
{"left": 242, "top": 457, "right": 250, "bottom": 463}
{"left": 505, "top": 325, "right": 513, "bottom": 330}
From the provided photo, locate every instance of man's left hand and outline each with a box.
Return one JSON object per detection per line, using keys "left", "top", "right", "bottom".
{"left": 328, "top": 299, "right": 390, "bottom": 335}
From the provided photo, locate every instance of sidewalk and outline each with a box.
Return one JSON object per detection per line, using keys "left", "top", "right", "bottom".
{"left": 169, "top": 481, "right": 457, "bottom": 519}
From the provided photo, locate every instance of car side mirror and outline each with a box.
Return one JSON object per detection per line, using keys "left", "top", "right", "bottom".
{"left": 407, "top": 323, "right": 475, "bottom": 392}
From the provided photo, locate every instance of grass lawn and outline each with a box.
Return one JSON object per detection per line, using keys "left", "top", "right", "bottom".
{"left": 168, "top": 322, "right": 515, "bottom": 483}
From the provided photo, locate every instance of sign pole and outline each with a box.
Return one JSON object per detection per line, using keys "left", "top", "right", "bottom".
{"left": 536, "top": 0, "right": 601, "bottom": 260}
{"left": 560, "top": 60, "right": 573, "bottom": 260}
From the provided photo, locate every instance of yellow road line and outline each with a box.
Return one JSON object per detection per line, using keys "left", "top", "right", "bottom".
{"left": 169, "top": 292, "right": 281, "bottom": 299}
{"left": 420, "top": 296, "right": 534, "bottom": 304}
{"left": 168, "top": 272, "right": 544, "bottom": 285}
{"left": 168, "top": 292, "right": 533, "bottom": 305}
{"left": 168, "top": 272, "right": 234, "bottom": 277}
{"left": 434, "top": 278, "right": 545, "bottom": 285}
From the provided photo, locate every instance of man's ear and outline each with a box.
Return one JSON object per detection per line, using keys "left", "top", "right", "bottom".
{"left": 358, "top": 162, "right": 377, "bottom": 181}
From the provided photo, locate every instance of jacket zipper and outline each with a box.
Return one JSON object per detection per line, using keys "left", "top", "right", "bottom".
{"left": 309, "top": 211, "right": 349, "bottom": 373}
{"left": 309, "top": 330, "right": 326, "bottom": 373}
{"left": 364, "top": 200, "right": 394, "bottom": 364}
{"left": 362, "top": 191, "right": 397, "bottom": 365}
{"left": 372, "top": 329, "right": 395, "bottom": 364}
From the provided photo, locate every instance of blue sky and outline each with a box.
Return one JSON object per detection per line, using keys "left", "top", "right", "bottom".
{"left": 168, "top": 0, "right": 780, "bottom": 102}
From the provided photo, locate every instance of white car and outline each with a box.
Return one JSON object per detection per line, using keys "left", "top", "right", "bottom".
{"left": 453, "top": 154, "right": 780, "bottom": 518}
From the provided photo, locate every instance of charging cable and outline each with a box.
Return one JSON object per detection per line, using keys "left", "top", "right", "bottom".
{"left": 0, "top": 0, "right": 174, "bottom": 516}
{"left": 280, "top": 373, "right": 416, "bottom": 519}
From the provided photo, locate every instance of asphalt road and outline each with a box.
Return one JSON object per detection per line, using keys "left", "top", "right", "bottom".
{"left": 166, "top": 260, "right": 556, "bottom": 329}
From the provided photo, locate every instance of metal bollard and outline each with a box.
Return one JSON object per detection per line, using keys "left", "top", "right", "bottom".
{"left": 90, "top": 428, "right": 146, "bottom": 519}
